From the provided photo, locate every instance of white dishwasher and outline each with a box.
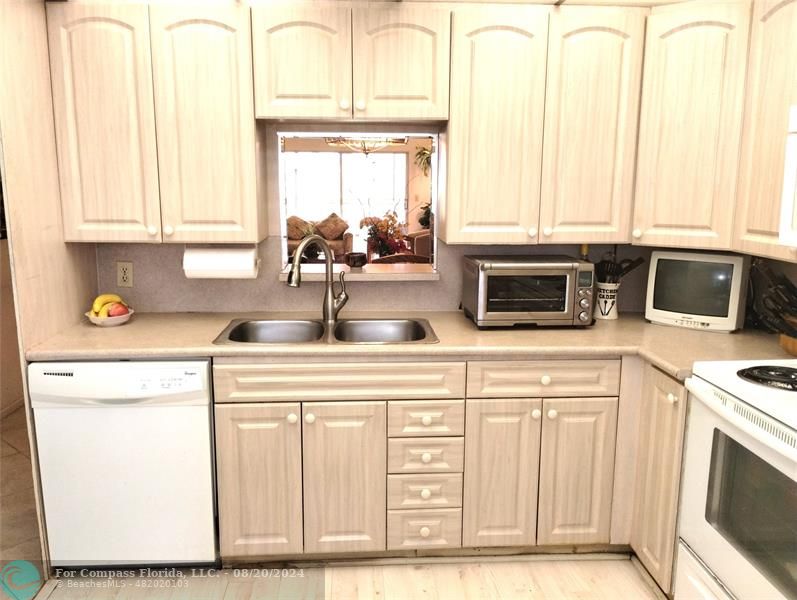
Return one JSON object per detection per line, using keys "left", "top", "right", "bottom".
{"left": 29, "top": 361, "right": 217, "bottom": 566}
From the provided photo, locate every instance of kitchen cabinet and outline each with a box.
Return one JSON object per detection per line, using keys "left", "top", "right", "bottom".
{"left": 215, "top": 403, "right": 303, "bottom": 557}
{"left": 539, "top": 7, "right": 645, "bottom": 244}
{"left": 632, "top": 1, "right": 751, "bottom": 249}
{"left": 302, "top": 401, "right": 386, "bottom": 553}
{"left": 47, "top": 2, "right": 161, "bottom": 242}
{"left": 442, "top": 6, "right": 550, "bottom": 244}
{"left": 252, "top": 4, "right": 450, "bottom": 120}
{"left": 734, "top": 0, "right": 797, "bottom": 261}
{"left": 630, "top": 364, "right": 688, "bottom": 593}
{"left": 462, "top": 398, "right": 542, "bottom": 547}
{"left": 537, "top": 397, "right": 618, "bottom": 545}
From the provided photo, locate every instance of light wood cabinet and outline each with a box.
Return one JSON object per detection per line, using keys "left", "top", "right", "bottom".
{"left": 215, "top": 403, "right": 303, "bottom": 558}
{"left": 633, "top": 1, "right": 751, "bottom": 249}
{"left": 302, "top": 401, "right": 386, "bottom": 553}
{"left": 631, "top": 364, "right": 688, "bottom": 593}
{"left": 47, "top": 2, "right": 161, "bottom": 242}
{"left": 442, "top": 6, "right": 550, "bottom": 244}
{"left": 149, "top": 4, "right": 266, "bottom": 243}
{"left": 539, "top": 7, "right": 646, "bottom": 244}
{"left": 537, "top": 397, "right": 618, "bottom": 545}
{"left": 733, "top": 0, "right": 797, "bottom": 261}
{"left": 387, "top": 508, "right": 462, "bottom": 550}
{"left": 252, "top": 4, "right": 352, "bottom": 119}
{"left": 463, "top": 398, "right": 542, "bottom": 547}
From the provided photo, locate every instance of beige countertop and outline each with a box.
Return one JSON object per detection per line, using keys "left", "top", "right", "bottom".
{"left": 24, "top": 311, "right": 791, "bottom": 381}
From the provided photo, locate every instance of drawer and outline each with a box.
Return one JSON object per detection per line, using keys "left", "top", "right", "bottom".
{"left": 213, "top": 362, "right": 466, "bottom": 403}
{"left": 387, "top": 473, "right": 463, "bottom": 509}
{"left": 467, "top": 360, "right": 621, "bottom": 398}
{"left": 388, "top": 437, "right": 464, "bottom": 474}
{"left": 387, "top": 508, "right": 462, "bottom": 550}
{"left": 388, "top": 400, "right": 465, "bottom": 437}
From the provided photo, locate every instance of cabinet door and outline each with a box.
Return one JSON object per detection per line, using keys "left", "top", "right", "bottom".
{"left": 633, "top": 1, "right": 751, "bottom": 249}
{"left": 734, "top": 0, "right": 797, "bottom": 261}
{"left": 252, "top": 5, "right": 352, "bottom": 119}
{"left": 443, "top": 7, "right": 549, "bottom": 244}
{"left": 631, "top": 365, "right": 688, "bottom": 593}
{"left": 352, "top": 6, "right": 450, "bottom": 120}
{"left": 537, "top": 397, "right": 618, "bottom": 545}
{"left": 539, "top": 7, "right": 645, "bottom": 244}
{"left": 463, "top": 398, "right": 542, "bottom": 547}
{"left": 215, "top": 403, "right": 303, "bottom": 557}
{"left": 303, "top": 401, "right": 386, "bottom": 553}
{"left": 47, "top": 2, "right": 161, "bottom": 242}
{"left": 150, "top": 4, "right": 263, "bottom": 243}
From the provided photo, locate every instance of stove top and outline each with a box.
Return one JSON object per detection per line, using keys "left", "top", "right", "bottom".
{"left": 737, "top": 365, "right": 797, "bottom": 391}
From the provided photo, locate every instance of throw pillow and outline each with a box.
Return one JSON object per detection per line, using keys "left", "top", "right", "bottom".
{"left": 315, "top": 212, "right": 349, "bottom": 240}
{"left": 286, "top": 216, "right": 312, "bottom": 240}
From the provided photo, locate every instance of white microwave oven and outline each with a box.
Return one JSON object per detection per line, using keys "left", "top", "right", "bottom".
{"left": 645, "top": 251, "right": 750, "bottom": 332}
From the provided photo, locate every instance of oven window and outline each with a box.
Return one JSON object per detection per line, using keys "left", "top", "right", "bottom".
{"left": 486, "top": 275, "right": 567, "bottom": 313}
{"left": 705, "top": 429, "right": 797, "bottom": 598}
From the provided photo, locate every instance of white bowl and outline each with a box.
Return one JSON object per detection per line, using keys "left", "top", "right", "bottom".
{"left": 85, "top": 309, "right": 134, "bottom": 327}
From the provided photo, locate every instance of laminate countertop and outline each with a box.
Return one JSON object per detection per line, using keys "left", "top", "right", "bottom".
{"left": 24, "top": 311, "right": 791, "bottom": 381}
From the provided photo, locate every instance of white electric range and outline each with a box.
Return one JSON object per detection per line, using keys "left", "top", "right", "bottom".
{"left": 677, "top": 359, "right": 797, "bottom": 600}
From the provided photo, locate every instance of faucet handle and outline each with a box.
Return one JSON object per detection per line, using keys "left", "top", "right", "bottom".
{"left": 333, "top": 271, "right": 348, "bottom": 316}
{"left": 336, "top": 271, "right": 347, "bottom": 298}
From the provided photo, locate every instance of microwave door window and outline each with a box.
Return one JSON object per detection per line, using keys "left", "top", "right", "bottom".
{"left": 486, "top": 275, "right": 567, "bottom": 313}
{"left": 705, "top": 429, "right": 797, "bottom": 598}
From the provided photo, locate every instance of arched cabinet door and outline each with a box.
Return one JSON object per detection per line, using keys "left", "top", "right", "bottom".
{"left": 149, "top": 4, "right": 263, "bottom": 244}
{"left": 540, "top": 7, "right": 646, "bottom": 245}
{"left": 47, "top": 3, "right": 161, "bottom": 242}
{"left": 633, "top": 1, "right": 751, "bottom": 250}
{"left": 734, "top": 0, "right": 797, "bottom": 262}
{"left": 252, "top": 5, "right": 352, "bottom": 119}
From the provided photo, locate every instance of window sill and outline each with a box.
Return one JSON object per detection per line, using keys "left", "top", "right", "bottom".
{"left": 278, "top": 263, "right": 440, "bottom": 282}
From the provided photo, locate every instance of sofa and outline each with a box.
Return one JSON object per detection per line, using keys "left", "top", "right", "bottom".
{"left": 286, "top": 213, "right": 353, "bottom": 262}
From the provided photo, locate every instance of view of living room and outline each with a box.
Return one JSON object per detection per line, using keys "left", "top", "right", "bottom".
{"left": 279, "top": 133, "right": 436, "bottom": 277}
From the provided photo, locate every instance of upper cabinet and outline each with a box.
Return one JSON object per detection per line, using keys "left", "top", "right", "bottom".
{"left": 252, "top": 5, "right": 352, "bottom": 119}
{"left": 149, "top": 4, "right": 265, "bottom": 243}
{"left": 442, "top": 6, "right": 550, "bottom": 244}
{"left": 47, "top": 3, "right": 161, "bottom": 242}
{"left": 539, "top": 7, "right": 646, "bottom": 244}
{"left": 734, "top": 0, "right": 797, "bottom": 261}
{"left": 632, "top": 1, "right": 751, "bottom": 249}
{"left": 252, "top": 4, "right": 450, "bottom": 120}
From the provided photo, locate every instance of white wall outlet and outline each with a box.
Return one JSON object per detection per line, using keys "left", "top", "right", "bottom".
{"left": 117, "top": 261, "right": 133, "bottom": 288}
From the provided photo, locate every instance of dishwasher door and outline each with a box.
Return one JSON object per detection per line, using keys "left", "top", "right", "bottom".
{"left": 29, "top": 361, "right": 216, "bottom": 566}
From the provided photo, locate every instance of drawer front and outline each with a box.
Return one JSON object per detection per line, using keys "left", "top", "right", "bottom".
{"left": 467, "top": 360, "right": 621, "bottom": 398}
{"left": 388, "top": 400, "right": 465, "bottom": 437}
{"left": 214, "top": 362, "right": 466, "bottom": 403}
{"left": 387, "top": 508, "right": 462, "bottom": 549}
{"left": 388, "top": 437, "right": 464, "bottom": 474}
{"left": 387, "top": 473, "right": 463, "bottom": 509}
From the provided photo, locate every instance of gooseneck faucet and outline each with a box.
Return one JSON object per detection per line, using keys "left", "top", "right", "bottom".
{"left": 286, "top": 234, "right": 348, "bottom": 325}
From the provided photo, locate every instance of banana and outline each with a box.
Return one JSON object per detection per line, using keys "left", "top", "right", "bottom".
{"left": 97, "top": 302, "right": 115, "bottom": 318}
{"left": 92, "top": 294, "right": 122, "bottom": 314}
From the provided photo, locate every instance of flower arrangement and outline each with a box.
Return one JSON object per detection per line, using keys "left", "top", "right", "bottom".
{"left": 361, "top": 212, "right": 408, "bottom": 257}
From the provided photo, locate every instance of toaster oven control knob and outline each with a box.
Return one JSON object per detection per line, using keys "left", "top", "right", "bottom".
{"left": 527, "top": 227, "right": 537, "bottom": 238}
{"left": 540, "top": 375, "right": 552, "bottom": 386}
{"left": 578, "top": 311, "right": 590, "bottom": 322}
{"left": 579, "top": 298, "right": 591, "bottom": 309}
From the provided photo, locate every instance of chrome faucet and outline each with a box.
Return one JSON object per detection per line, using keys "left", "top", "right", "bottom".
{"left": 287, "top": 234, "right": 348, "bottom": 325}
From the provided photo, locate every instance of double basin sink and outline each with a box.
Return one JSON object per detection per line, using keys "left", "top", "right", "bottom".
{"left": 214, "top": 318, "right": 439, "bottom": 345}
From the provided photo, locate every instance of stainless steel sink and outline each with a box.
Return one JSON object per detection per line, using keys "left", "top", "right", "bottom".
{"left": 333, "top": 319, "right": 439, "bottom": 344}
{"left": 214, "top": 319, "right": 325, "bottom": 344}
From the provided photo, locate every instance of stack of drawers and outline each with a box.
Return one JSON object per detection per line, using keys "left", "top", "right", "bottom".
{"left": 386, "top": 400, "right": 465, "bottom": 550}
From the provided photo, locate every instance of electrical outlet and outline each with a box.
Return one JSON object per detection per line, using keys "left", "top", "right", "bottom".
{"left": 117, "top": 261, "right": 133, "bottom": 288}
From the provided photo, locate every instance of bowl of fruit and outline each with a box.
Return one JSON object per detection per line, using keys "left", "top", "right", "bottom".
{"left": 86, "top": 294, "right": 133, "bottom": 327}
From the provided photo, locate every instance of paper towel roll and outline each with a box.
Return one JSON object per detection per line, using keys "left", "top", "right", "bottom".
{"left": 183, "top": 246, "right": 260, "bottom": 279}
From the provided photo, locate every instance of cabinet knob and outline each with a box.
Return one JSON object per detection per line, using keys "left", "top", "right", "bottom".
{"left": 305, "top": 413, "right": 316, "bottom": 424}
{"left": 339, "top": 98, "right": 350, "bottom": 110}
{"left": 355, "top": 99, "right": 366, "bottom": 111}
{"left": 667, "top": 393, "right": 678, "bottom": 404}
{"left": 632, "top": 228, "right": 642, "bottom": 239}
{"left": 547, "top": 409, "right": 558, "bottom": 420}
{"left": 419, "top": 526, "right": 431, "bottom": 538}
{"left": 147, "top": 225, "right": 157, "bottom": 236}
{"left": 543, "top": 227, "right": 553, "bottom": 237}
{"left": 286, "top": 413, "right": 298, "bottom": 424}
{"left": 421, "top": 415, "right": 433, "bottom": 426}
{"left": 532, "top": 409, "right": 541, "bottom": 420}
{"left": 420, "top": 488, "right": 432, "bottom": 500}
{"left": 164, "top": 225, "right": 174, "bottom": 236}
{"left": 528, "top": 227, "right": 538, "bottom": 238}
{"left": 421, "top": 452, "right": 432, "bottom": 464}
{"left": 540, "top": 375, "right": 552, "bottom": 386}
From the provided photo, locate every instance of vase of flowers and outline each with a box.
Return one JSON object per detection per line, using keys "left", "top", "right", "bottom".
{"left": 360, "top": 212, "right": 408, "bottom": 258}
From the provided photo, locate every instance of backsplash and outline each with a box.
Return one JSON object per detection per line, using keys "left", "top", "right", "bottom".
{"left": 96, "top": 239, "right": 653, "bottom": 313}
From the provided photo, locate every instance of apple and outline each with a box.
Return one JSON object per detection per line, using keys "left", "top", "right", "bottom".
{"left": 107, "top": 302, "right": 130, "bottom": 317}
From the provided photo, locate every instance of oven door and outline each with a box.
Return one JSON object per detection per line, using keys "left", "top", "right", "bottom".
{"left": 479, "top": 269, "right": 574, "bottom": 323}
{"left": 681, "top": 376, "right": 797, "bottom": 600}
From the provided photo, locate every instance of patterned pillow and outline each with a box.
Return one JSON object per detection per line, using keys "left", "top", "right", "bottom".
{"left": 286, "top": 216, "right": 312, "bottom": 240}
{"left": 315, "top": 213, "right": 349, "bottom": 240}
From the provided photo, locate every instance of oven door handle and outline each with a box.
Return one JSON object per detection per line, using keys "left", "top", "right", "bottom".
{"left": 687, "top": 376, "right": 797, "bottom": 466}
